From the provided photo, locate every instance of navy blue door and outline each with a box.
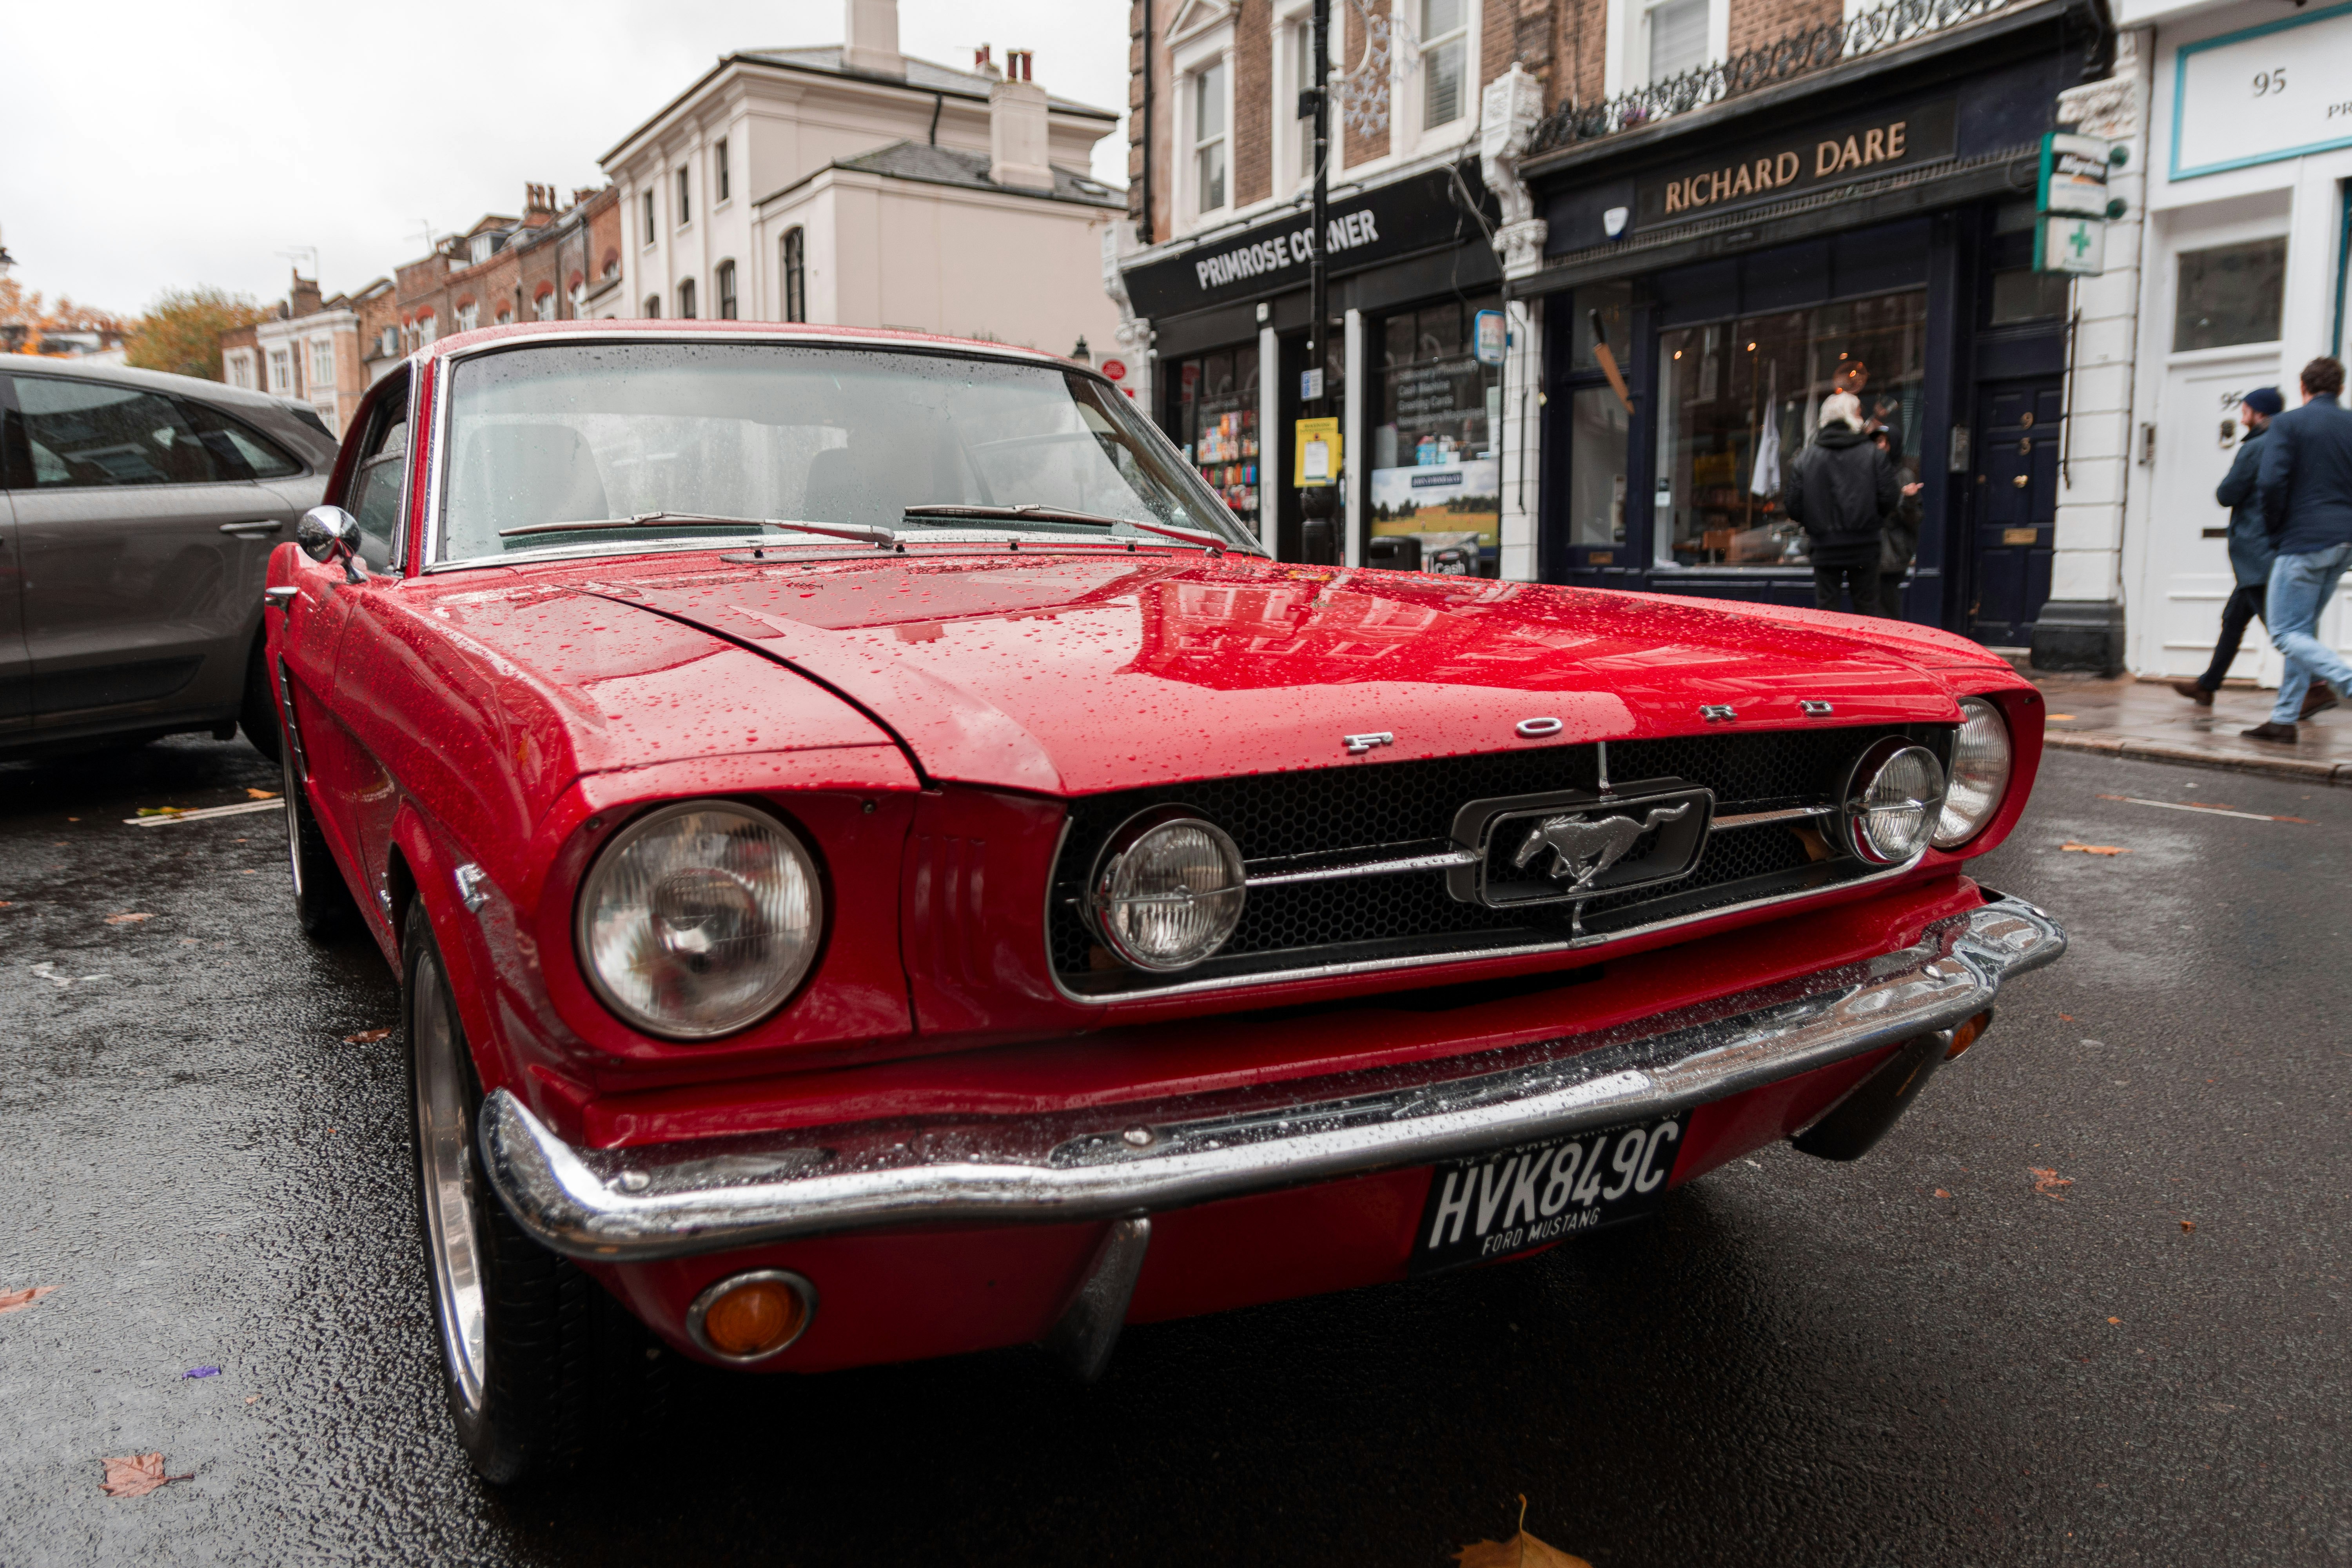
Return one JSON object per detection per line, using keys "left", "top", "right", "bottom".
{"left": 1967, "top": 380, "right": 2061, "bottom": 646}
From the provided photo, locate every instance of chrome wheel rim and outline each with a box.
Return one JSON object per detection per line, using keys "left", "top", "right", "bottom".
{"left": 412, "top": 948, "right": 489, "bottom": 1415}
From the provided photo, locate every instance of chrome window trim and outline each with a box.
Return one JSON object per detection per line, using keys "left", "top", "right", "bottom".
{"left": 415, "top": 330, "right": 1263, "bottom": 573}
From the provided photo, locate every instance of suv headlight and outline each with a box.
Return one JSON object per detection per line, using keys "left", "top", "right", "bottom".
{"left": 576, "top": 801, "right": 822, "bottom": 1039}
{"left": 1841, "top": 739, "right": 1946, "bottom": 865}
{"left": 1933, "top": 696, "right": 2014, "bottom": 849}
{"left": 1089, "top": 808, "right": 1247, "bottom": 972}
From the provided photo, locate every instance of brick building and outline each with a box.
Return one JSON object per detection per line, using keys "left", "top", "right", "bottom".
{"left": 221, "top": 271, "right": 387, "bottom": 436}
{"left": 1114, "top": 0, "right": 2140, "bottom": 661}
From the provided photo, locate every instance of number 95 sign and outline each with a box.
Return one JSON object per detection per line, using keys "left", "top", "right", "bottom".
{"left": 2174, "top": 7, "right": 2352, "bottom": 180}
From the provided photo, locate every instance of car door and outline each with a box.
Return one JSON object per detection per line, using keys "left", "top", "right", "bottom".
{"left": 4, "top": 371, "right": 305, "bottom": 734}
{"left": 0, "top": 489, "right": 27, "bottom": 736}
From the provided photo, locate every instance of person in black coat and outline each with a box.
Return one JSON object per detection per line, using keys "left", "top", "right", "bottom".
{"left": 1785, "top": 391, "right": 1897, "bottom": 615}
{"left": 1871, "top": 427, "right": 1926, "bottom": 619}
{"left": 2172, "top": 387, "right": 2297, "bottom": 708}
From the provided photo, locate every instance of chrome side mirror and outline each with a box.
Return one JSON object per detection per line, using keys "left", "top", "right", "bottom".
{"left": 298, "top": 506, "right": 368, "bottom": 585}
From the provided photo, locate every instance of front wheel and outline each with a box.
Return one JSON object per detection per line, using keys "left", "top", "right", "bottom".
{"left": 404, "top": 902, "right": 661, "bottom": 1485}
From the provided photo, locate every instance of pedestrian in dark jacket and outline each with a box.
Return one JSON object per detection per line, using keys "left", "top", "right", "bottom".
{"left": 1871, "top": 428, "right": 1925, "bottom": 619}
{"left": 1786, "top": 392, "right": 1896, "bottom": 614}
{"left": 2172, "top": 387, "right": 2285, "bottom": 707}
{"left": 2243, "top": 357, "right": 2352, "bottom": 742}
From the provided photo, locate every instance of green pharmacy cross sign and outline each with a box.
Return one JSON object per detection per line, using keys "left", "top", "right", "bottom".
{"left": 2033, "top": 131, "right": 2127, "bottom": 277}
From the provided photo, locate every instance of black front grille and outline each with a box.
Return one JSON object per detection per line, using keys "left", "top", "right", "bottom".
{"left": 1049, "top": 725, "right": 1950, "bottom": 994}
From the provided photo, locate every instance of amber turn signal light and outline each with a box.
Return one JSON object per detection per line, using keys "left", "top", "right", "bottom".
{"left": 1944, "top": 1009, "right": 1993, "bottom": 1061}
{"left": 687, "top": 1269, "right": 817, "bottom": 1363}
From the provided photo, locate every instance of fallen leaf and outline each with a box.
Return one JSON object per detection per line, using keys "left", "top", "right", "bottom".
{"left": 1, "top": 1285, "right": 58, "bottom": 1314}
{"left": 2107, "top": 1316, "right": 2121, "bottom": 1325}
{"left": 244, "top": 1396, "right": 258, "bottom": 1405}
{"left": 245, "top": 788, "right": 279, "bottom": 800}
{"left": 2031, "top": 1167, "right": 2074, "bottom": 1198}
{"left": 2048, "top": 713, "right": 2076, "bottom": 720}
{"left": 2058, "top": 1014, "right": 2075, "bottom": 1022}
{"left": 99, "top": 1454, "right": 193, "bottom": 1498}
{"left": 1934, "top": 1188, "right": 1952, "bottom": 1198}
{"left": 105, "top": 913, "right": 154, "bottom": 926}
{"left": 2181, "top": 1220, "right": 2196, "bottom": 1233}
{"left": 342, "top": 1027, "right": 392, "bottom": 1044}
{"left": 2060, "top": 842, "right": 2129, "bottom": 855}
{"left": 1455, "top": 1497, "right": 1592, "bottom": 1568}
{"left": 182, "top": 1367, "right": 220, "bottom": 1380}
{"left": 134, "top": 807, "right": 186, "bottom": 818}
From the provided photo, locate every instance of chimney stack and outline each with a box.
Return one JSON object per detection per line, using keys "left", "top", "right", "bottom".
{"left": 989, "top": 51, "right": 1054, "bottom": 192}
{"left": 842, "top": 0, "right": 903, "bottom": 78}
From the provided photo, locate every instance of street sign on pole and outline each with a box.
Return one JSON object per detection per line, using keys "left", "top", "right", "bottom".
{"left": 1472, "top": 309, "right": 1506, "bottom": 367}
{"left": 2038, "top": 132, "right": 2117, "bottom": 218}
{"left": 2034, "top": 213, "right": 2106, "bottom": 276}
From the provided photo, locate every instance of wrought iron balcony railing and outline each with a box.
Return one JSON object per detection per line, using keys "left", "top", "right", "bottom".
{"left": 1527, "top": 0, "right": 2025, "bottom": 155}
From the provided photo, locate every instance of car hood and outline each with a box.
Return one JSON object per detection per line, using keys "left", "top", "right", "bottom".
{"left": 579, "top": 552, "right": 1980, "bottom": 796}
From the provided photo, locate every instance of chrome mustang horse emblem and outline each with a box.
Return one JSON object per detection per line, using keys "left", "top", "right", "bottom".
{"left": 1512, "top": 802, "right": 1695, "bottom": 891}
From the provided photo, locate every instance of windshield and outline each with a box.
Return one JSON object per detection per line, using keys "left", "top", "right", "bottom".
{"left": 434, "top": 340, "right": 1259, "bottom": 564}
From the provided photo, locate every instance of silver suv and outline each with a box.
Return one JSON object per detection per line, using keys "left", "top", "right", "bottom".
{"left": 0, "top": 358, "right": 343, "bottom": 759}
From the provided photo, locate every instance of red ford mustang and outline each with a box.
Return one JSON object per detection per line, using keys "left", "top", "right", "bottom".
{"left": 267, "top": 320, "right": 2063, "bottom": 1482}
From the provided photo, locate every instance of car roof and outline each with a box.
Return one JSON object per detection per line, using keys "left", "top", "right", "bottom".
{"left": 4, "top": 354, "right": 321, "bottom": 420}
{"left": 418, "top": 317, "right": 1086, "bottom": 371}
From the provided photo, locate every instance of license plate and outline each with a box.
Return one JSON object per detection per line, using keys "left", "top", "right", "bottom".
{"left": 1408, "top": 1115, "right": 1684, "bottom": 1276}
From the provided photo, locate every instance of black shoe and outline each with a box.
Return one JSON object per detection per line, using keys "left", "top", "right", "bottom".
{"left": 2172, "top": 680, "right": 2215, "bottom": 707}
{"left": 2299, "top": 686, "right": 2340, "bottom": 720}
{"left": 2241, "top": 720, "right": 2299, "bottom": 743}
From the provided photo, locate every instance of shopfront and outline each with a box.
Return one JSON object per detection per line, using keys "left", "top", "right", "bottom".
{"left": 1118, "top": 163, "right": 1504, "bottom": 572}
{"left": 1514, "top": 0, "right": 2108, "bottom": 633}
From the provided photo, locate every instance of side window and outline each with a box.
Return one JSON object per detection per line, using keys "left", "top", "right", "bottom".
{"left": 178, "top": 399, "right": 305, "bottom": 480}
{"left": 11, "top": 376, "right": 224, "bottom": 487}
{"left": 343, "top": 393, "right": 410, "bottom": 571}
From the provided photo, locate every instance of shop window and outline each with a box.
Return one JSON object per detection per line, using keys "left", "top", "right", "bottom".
{"left": 1168, "top": 345, "right": 1259, "bottom": 519}
{"left": 1989, "top": 269, "right": 2070, "bottom": 324}
{"left": 782, "top": 229, "right": 807, "bottom": 322}
{"left": 2173, "top": 238, "right": 2286, "bottom": 352}
{"left": 1420, "top": 0, "right": 1468, "bottom": 129}
{"left": 1193, "top": 61, "right": 1228, "bottom": 213}
{"left": 1647, "top": 0, "right": 1709, "bottom": 82}
{"left": 1568, "top": 387, "right": 1631, "bottom": 548}
{"left": 1655, "top": 289, "right": 1927, "bottom": 568}
{"left": 1371, "top": 295, "right": 1502, "bottom": 576}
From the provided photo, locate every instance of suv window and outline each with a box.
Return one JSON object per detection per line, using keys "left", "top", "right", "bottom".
{"left": 11, "top": 376, "right": 222, "bottom": 487}
{"left": 4, "top": 376, "right": 305, "bottom": 487}
{"left": 183, "top": 399, "right": 305, "bottom": 479}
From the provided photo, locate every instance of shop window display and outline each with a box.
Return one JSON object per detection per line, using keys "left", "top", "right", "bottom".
{"left": 1170, "top": 345, "right": 1260, "bottom": 521}
{"left": 1370, "top": 295, "right": 1503, "bottom": 576}
{"left": 1655, "top": 290, "right": 1926, "bottom": 568}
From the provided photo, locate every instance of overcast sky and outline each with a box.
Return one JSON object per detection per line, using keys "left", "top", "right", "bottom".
{"left": 0, "top": 0, "right": 1128, "bottom": 317}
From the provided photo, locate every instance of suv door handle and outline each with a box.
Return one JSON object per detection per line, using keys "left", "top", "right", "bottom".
{"left": 220, "top": 519, "right": 286, "bottom": 536}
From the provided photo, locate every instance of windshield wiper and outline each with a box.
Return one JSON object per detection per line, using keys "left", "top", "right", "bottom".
{"left": 901, "top": 504, "right": 1234, "bottom": 552}
{"left": 498, "top": 512, "right": 900, "bottom": 548}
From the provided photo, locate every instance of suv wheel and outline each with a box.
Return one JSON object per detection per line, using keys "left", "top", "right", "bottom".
{"left": 282, "top": 742, "right": 357, "bottom": 941}
{"left": 240, "top": 637, "right": 282, "bottom": 763}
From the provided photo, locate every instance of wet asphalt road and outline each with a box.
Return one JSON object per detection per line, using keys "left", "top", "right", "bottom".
{"left": 2, "top": 739, "right": 2346, "bottom": 1566}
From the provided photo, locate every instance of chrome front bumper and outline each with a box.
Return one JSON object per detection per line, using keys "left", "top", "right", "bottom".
{"left": 481, "top": 893, "right": 2065, "bottom": 1263}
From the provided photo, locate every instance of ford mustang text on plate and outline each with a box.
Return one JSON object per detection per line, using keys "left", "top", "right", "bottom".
{"left": 267, "top": 321, "right": 2064, "bottom": 1483}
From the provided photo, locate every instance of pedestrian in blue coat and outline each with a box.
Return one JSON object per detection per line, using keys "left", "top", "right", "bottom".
{"left": 2243, "top": 357, "right": 2352, "bottom": 742}
{"left": 2174, "top": 388, "right": 2287, "bottom": 706}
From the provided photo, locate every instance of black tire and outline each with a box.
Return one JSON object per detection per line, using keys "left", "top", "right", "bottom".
{"left": 402, "top": 903, "right": 663, "bottom": 1486}
{"left": 283, "top": 741, "right": 358, "bottom": 941}
{"left": 240, "top": 636, "right": 282, "bottom": 764}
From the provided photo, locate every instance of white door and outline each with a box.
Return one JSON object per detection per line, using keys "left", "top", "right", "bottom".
{"left": 2142, "top": 353, "right": 2277, "bottom": 682}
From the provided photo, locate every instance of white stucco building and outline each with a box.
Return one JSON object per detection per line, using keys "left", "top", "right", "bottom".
{"left": 598, "top": 0, "right": 1125, "bottom": 355}
{"left": 2105, "top": 0, "right": 2352, "bottom": 685}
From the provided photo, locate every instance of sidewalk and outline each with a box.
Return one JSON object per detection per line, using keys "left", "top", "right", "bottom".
{"left": 2028, "top": 672, "right": 2352, "bottom": 786}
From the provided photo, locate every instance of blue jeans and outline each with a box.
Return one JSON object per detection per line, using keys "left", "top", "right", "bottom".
{"left": 2267, "top": 543, "right": 2352, "bottom": 722}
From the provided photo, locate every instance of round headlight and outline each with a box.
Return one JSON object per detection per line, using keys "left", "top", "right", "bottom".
{"left": 576, "top": 801, "right": 822, "bottom": 1039}
{"left": 1089, "top": 809, "right": 1246, "bottom": 973}
{"left": 1934, "top": 696, "right": 2014, "bottom": 848}
{"left": 1842, "top": 741, "right": 1946, "bottom": 865}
